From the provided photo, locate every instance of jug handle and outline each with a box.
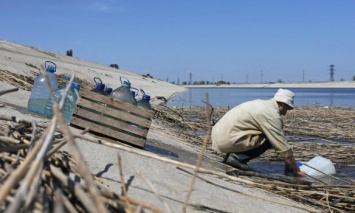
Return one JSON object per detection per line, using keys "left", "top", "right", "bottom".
{"left": 140, "top": 89, "right": 146, "bottom": 95}
{"left": 93, "top": 77, "right": 102, "bottom": 85}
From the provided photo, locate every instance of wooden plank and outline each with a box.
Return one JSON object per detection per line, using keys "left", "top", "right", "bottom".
{"left": 70, "top": 89, "right": 154, "bottom": 148}
{"left": 72, "top": 107, "right": 149, "bottom": 138}
{"left": 71, "top": 117, "right": 146, "bottom": 147}
{"left": 75, "top": 99, "right": 151, "bottom": 128}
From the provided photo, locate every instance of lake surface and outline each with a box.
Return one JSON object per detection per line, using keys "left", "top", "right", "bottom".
{"left": 167, "top": 87, "right": 355, "bottom": 108}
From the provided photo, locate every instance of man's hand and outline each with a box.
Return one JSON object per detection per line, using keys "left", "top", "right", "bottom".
{"left": 284, "top": 156, "right": 306, "bottom": 177}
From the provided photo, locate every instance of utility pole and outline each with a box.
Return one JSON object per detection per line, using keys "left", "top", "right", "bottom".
{"left": 189, "top": 71, "right": 192, "bottom": 85}
{"left": 329, "top": 64, "right": 335, "bottom": 81}
{"left": 302, "top": 69, "right": 305, "bottom": 82}
{"left": 246, "top": 73, "right": 248, "bottom": 83}
{"left": 260, "top": 70, "right": 263, "bottom": 83}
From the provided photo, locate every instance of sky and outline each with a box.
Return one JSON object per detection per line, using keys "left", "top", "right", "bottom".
{"left": 1, "top": 0, "right": 355, "bottom": 84}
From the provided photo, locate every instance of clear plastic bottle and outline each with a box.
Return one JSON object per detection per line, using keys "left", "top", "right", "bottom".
{"left": 110, "top": 76, "right": 137, "bottom": 105}
{"left": 137, "top": 89, "right": 152, "bottom": 110}
{"left": 44, "top": 82, "right": 80, "bottom": 124}
{"left": 27, "top": 61, "right": 58, "bottom": 114}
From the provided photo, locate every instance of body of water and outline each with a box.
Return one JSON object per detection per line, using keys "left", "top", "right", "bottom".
{"left": 167, "top": 87, "right": 355, "bottom": 108}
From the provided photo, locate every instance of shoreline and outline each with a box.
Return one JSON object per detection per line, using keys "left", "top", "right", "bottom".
{"left": 183, "top": 81, "right": 355, "bottom": 88}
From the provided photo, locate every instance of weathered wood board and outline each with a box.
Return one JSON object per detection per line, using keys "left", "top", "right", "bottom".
{"left": 70, "top": 90, "right": 154, "bottom": 148}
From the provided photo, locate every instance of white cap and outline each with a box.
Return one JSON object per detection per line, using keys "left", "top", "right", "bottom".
{"left": 274, "top": 88, "right": 294, "bottom": 109}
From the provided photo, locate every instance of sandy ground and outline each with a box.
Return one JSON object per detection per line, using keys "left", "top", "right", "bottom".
{"left": 0, "top": 39, "right": 314, "bottom": 212}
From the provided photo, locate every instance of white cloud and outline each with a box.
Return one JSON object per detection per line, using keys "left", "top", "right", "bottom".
{"left": 89, "top": 1, "right": 126, "bottom": 13}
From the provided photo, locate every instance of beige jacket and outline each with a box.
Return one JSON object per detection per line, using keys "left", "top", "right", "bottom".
{"left": 211, "top": 98, "right": 293, "bottom": 159}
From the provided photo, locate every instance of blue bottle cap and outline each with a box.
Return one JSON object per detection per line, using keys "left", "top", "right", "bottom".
{"left": 104, "top": 87, "right": 112, "bottom": 94}
{"left": 142, "top": 94, "right": 151, "bottom": 100}
{"left": 45, "top": 61, "right": 56, "bottom": 73}
{"left": 296, "top": 161, "right": 303, "bottom": 167}
{"left": 46, "top": 65, "right": 56, "bottom": 73}
{"left": 72, "top": 82, "right": 80, "bottom": 90}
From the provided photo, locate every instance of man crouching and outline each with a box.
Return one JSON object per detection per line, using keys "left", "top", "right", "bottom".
{"left": 211, "top": 88, "right": 305, "bottom": 177}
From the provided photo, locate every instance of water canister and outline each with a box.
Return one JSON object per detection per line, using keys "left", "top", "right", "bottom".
{"left": 91, "top": 77, "right": 105, "bottom": 95}
{"left": 110, "top": 76, "right": 137, "bottom": 105}
{"left": 44, "top": 82, "right": 80, "bottom": 124}
{"left": 299, "top": 156, "right": 336, "bottom": 176}
{"left": 137, "top": 89, "right": 152, "bottom": 110}
{"left": 27, "top": 61, "right": 58, "bottom": 114}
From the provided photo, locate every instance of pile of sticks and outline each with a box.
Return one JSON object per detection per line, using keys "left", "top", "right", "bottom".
{"left": 0, "top": 69, "right": 34, "bottom": 91}
{"left": 284, "top": 106, "right": 355, "bottom": 142}
{"left": 260, "top": 141, "right": 355, "bottom": 165}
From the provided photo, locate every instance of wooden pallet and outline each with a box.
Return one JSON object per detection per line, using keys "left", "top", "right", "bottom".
{"left": 70, "top": 90, "right": 154, "bottom": 148}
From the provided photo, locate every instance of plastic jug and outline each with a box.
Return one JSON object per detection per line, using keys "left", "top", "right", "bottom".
{"left": 28, "top": 61, "right": 58, "bottom": 114}
{"left": 44, "top": 82, "right": 80, "bottom": 124}
{"left": 110, "top": 76, "right": 137, "bottom": 105}
{"left": 299, "top": 156, "right": 336, "bottom": 176}
{"left": 137, "top": 89, "right": 152, "bottom": 110}
{"left": 91, "top": 77, "right": 105, "bottom": 95}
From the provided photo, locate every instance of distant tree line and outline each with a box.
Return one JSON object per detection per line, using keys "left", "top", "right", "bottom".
{"left": 170, "top": 80, "right": 232, "bottom": 85}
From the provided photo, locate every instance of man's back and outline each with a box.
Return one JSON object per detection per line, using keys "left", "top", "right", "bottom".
{"left": 211, "top": 98, "right": 283, "bottom": 153}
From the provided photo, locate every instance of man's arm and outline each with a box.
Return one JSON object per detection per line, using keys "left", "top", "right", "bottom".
{"left": 284, "top": 156, "right": 306, "bottom": 177}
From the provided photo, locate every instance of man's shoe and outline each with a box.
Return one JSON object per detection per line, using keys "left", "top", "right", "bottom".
{"left": 224, "top": 154, "right": 251, "bottom": 171}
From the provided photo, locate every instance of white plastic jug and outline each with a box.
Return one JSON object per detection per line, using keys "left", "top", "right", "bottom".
{"left": 299, "top": 156, "right": 336, "bottom": 177}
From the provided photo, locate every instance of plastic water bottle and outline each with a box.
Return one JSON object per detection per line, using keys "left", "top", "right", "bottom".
{"left": 44, "top": 82, "right": 80, "bottom": 124}
{"left": 299, "top": 156, "right": 336, "bottom": 176}
{"left": 137, "top": 89, "right": 152, "bottom": 110}
{"left": 91, "top": 77, "right": 105, "bottom": 95}
{"left": 110, "top": 76, "right": 137, "bottom": 105}
{"left": 28, "top": 61, "right": 58, "bottom": 114}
